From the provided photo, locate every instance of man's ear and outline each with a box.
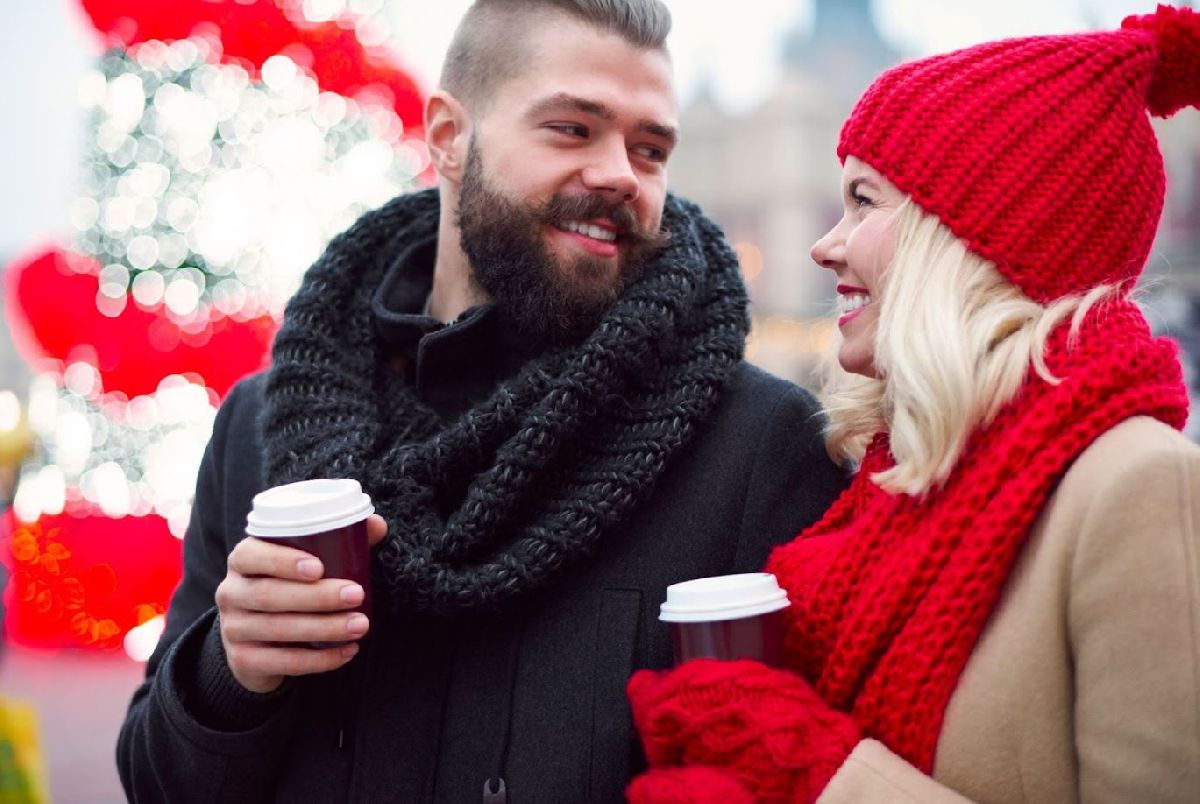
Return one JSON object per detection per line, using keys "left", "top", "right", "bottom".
{"left": 425, "top": 91, "right": 470, "bottom": 184}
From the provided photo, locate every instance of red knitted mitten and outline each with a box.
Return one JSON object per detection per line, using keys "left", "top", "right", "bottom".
{"left": 626, "top": 766, "right": 756, "bottom": 804}
{"left": 627, "top": 659, "right": 861, "bottom": 804}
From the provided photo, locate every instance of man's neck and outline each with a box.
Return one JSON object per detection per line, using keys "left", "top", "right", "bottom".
{"left": 426, "top": 195, "right": 491, "bottom": 323}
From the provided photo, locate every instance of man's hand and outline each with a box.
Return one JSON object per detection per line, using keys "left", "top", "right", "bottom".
{"left": 215, "top": 514, "right": 388, "bottom": 693}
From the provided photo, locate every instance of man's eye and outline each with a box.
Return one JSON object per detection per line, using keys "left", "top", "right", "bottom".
{"left": 633, "top": 145, "right": 668, "bottom": 163}
{"left": 549, "top": 123, "right": 588, "bottom": 138}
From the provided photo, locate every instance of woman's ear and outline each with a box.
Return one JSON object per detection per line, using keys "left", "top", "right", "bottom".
{"left": 425, "top": 91, "right": 470, "bottom": 184}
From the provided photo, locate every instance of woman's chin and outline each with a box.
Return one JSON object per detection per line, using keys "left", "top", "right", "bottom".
{"left": 837, "top": 347, "right": 879, "bottom": 380}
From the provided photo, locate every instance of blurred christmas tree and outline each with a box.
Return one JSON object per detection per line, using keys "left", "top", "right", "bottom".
{"left": 2, "top": 0, "right": 425, "bottom": 655}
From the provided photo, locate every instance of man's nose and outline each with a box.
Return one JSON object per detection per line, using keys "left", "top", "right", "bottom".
{"left": 581, "top": 141, "right": 639, "bottom": 203}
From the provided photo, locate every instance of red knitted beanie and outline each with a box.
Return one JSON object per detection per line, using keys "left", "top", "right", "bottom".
{"left": 837, "top": 4, "right": 1200, "bottom": 303}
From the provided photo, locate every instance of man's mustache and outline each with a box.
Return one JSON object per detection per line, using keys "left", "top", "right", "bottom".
{"left": 537, "top": 193, "right": 670, "bottom": 250}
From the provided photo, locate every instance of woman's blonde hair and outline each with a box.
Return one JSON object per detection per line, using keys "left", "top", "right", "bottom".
{"left": 821, "top": 201, "right": 1120, "bottom": 496}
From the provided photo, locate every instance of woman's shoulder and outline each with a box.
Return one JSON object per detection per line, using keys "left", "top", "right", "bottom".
{"left": 1038, "top": 415, "right": 1200, "bottom": 568}
{"left": 1079, "top": 414, "right": 1197, "bottom": 458}
{"left": 1058, "top": 415, "right": 1199, "bottom": 499}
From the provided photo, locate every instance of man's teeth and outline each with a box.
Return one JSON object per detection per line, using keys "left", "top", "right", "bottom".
{"left": 562, "top": 221, "right": 617, "bottom": 242}
{"left": 838, "top": 294, "right": 871, "bottom": 314}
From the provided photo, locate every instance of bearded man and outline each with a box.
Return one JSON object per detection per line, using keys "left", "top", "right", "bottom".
{"left": 118, "top": 1, "right": 847, "bottom": 801}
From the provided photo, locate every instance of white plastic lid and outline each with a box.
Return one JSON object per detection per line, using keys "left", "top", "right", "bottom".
{"left": 246, "top": 479, "right": 374, "bottom": 538}
{"left": 659, "top": 572, "right": 790, "bottom": 623}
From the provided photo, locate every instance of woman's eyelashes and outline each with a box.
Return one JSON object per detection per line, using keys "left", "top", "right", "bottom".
{"left": 849, "top": 184, "right": 875, "bottom": 210}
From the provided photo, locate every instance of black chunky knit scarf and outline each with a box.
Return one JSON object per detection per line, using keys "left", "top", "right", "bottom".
{"left": 261, "top": 189, "right": 748, "bottom": 614}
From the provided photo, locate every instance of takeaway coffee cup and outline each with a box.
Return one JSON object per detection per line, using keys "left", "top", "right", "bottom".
{"left": 246, "top": 478, "right": 375, "bottom": 647}
{"left": 659, "top": 572, "right": 790, "bottom": 667}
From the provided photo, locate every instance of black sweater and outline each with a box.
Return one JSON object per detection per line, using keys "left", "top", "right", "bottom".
{"left": 117, "top": 251, "right": 847, "bottom": 803}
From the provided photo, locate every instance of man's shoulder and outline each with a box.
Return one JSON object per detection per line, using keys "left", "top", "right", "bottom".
{"left": 717, "top": 362, "right": 823, "bottom": 427}
{"left": 211, "top": 372, "right": 267, "bottom": 447}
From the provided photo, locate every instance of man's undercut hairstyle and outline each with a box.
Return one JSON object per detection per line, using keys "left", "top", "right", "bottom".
{"left": 440, "top": 0, "right": 671, "bottom": 110}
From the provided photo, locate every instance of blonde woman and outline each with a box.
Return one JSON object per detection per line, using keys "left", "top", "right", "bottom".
{"left": 626, "top": 6, "right": 1200, "bottom": 803}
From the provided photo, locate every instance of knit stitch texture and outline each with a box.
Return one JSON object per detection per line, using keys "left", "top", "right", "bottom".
{"left": 261, "top": 189, "right": 750, "bottom": 614}
{"left": 837, "top": 4, "right": 1200, "bottom": 303}
{"left": 626, "top": 303, "right": 1189, "bottom": 802}
{"left": 625, "top": 6, "right": 1197, "bottom": 798}
{"left": 628, "top": 659, "right": 861, "bottom": 804}
{"left": 768, "top": 301, "right": 1189, "bottom": 773}
{"left": 627, "top": 767, "right": 755, "bottom": 804}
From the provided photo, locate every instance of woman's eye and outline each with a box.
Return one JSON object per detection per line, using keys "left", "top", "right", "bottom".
{"left": 852, "top": 191, "right": 875, "bottom": 209}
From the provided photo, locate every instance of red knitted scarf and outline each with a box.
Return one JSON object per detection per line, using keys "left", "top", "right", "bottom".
{"left": 766, "top": 299, "right": 1190, "bottom": 773}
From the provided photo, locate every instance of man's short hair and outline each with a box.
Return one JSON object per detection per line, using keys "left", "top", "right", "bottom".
{"left": 440, "top": 0, "right": 672, "bottom": 111}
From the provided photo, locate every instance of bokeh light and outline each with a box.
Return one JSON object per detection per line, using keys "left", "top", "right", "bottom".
{"left": 72, "top": 40, "right": 421, "bottom": 322}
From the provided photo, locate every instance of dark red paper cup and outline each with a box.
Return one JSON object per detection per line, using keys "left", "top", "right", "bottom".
{"left": 246, "top": 479, "right": 374, "bottom": 648}
{"left": 659, "top": 573, "right": 790, "bottom": 667}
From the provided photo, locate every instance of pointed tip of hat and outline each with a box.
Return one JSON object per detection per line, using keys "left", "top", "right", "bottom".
{"left": 1122, "top": 4, "right": 1200, "bottom": 118}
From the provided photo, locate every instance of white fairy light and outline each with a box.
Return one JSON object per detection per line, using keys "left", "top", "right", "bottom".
{"left": 0, "top": 392, "right": 20, "bottom": 432}
{"left": 63, "top": 362, "right": 101, "bottom": 399}
{"left": 165, "top": 39, "right": 202, "bottom": 73}
{"left": 261, "top": 55, "right": 299, "bottom": 91}
{"left": 123, "top": 615, "right": 166, "bottom": 662}
{"left": 39, "top": 465, "right": 67, "bottom": 516}
{"left": 92, "top": 461, "right": 133, "bottom": 517}
{"left": 78, "top": 43, "right": 419, "bottom": 323}
{"left": 12, "top": 472, "right": 40, "bottom": 521}
{"left": 95, "top": 290, "right": 128, "bottom": 318}
{"left": 131, "top": 269, "right": 167, "bottom": 307}
{"left": 164, "top": 274, "right": 201, "bottom": 316}
{"left": 126, "top": 234, "right": 160, "bottom": 270}
{"left": 101, "top": 196, "right": 136, "bottom": 233}
{"left": 99, "top": 263, "right": 131, "bottom": 298}
{"left": 54, "top": 410, "right": 94, "bottom": 475}
{"left": 348, "top": 0, "right": 384, "bottom": 14}
{"left": 27, "top": 375, "right": 61, "bottom": 432}
{"left": 105, "top": 73, "right": 146, "bottom": 134}
{"left": 355, "top": 15, "right": 391, "bottom": 47}
{"left": 14, "top": 371, "right": 221, "bottom": 521}
{"left": 166, "top": 503, "right": 192, "bottom": 540}
{"left": 302, "top": 0, "right": 348, "bottom": 23}
{"left": 125, "top": 396, "right": 159, "bottom": 432}
{"left": 68, "top": 197, "right": 101, "bottom": 231}
{"left": 14, "top": 13, "right": 419, "bottom": 532}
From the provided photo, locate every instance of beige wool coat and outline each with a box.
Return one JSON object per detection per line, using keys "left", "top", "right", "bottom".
{"left": 818, "top": 416, "right": 1200, "bottom": 804}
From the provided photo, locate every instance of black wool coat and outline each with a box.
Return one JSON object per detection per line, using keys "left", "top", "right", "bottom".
{"left": 117, "top": 273, "right": 847, "bottom": 803}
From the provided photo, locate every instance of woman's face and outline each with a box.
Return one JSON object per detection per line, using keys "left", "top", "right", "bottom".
{"left": 810, "top": 156, "right": 906, "bottom": 378}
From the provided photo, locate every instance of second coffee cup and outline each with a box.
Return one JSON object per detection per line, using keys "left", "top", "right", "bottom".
{"left": 246, "top": 478, "right": 375, "bottom": 648}
{"left": 659, "top": 572, "right": 790, "bottom": 667}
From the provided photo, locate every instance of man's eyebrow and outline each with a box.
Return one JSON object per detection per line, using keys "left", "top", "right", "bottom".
{"left": 525, "top": 92, "right": 678, "bottom": 145}
{"left": 525, "top": 92, "right": 616, "bottom": 121}
{"left": 638, "top": 120, "right": 678, "bottom": 147}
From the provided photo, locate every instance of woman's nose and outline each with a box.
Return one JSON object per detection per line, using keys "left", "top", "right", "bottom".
{"left": 810, "top": 227, "right": 845, "bottom": 269}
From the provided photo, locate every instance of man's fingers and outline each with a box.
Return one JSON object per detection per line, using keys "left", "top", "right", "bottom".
{"left": 367, "top": 514, "right": 387, "bottom": 548}
{"left": 229, "top": 536, "right": 325, "bottom": 580}
{"left": 217, "top": 575, "right": 363, "bottom": 613}
{"left": 220, "top": 610, "right": 370, "bottom": 644}
{"left": 225, "top": 641, "right": 359, "bottom": 679}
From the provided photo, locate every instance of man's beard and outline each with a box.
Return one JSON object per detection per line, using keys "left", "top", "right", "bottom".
{"left": 455, "top": 138, "right": 669, "bottom": 344}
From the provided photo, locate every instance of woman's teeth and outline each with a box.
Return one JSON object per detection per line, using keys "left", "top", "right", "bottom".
{"left": 838, "top": 293, "right": 871, "bottom": 314}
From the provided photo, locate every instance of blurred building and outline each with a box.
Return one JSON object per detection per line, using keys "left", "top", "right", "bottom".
{"left": 1147, "top": 113, "right": 1200, "bottom": 438}
{"left": 670, "top": 0, "right": 900, "bottom": 383}
{"left": 0, "top": 254, "right": 34, "bottom": 508}
{"left": 671, "top": 0, "right": 1200, "bottom": 403}
{"left": 0, "top": 256, "right": 32, "bottom": 395}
